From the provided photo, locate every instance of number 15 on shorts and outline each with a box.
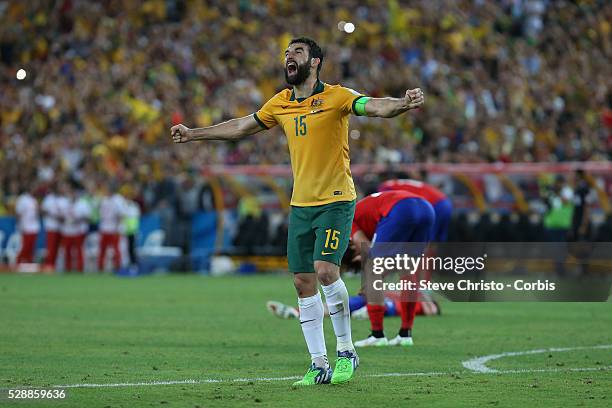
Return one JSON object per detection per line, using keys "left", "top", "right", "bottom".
{"left": 323, "top": 228, "right": 340, "bottom": 254}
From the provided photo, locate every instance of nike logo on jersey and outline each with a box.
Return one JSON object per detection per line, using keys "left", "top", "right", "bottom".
{"left": 281, "top": 105, "right": 290, "bottom": 109}
{"left": 321, "top": 251, "right": 335, "bottom": 255}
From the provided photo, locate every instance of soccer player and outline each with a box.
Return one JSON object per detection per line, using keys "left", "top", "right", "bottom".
{"left": 379, "top": 178, "right": 453, "bottom": 242}
{"left": 98, "top": 185, "right": 127, "bottom": 271}
{"left": 351, "top": 191, "right": 434, "bottom": 347}
{"left": 171, "top": 37, "right": 424, "bottom": 386}
{"left": 121, "top": 191, "right": 141, "bottom": 269}
{"left": 41, "top": 186, "right": 62, "bottom": 270}
{"left": 57, "top": 184, "right": 91, "bottom": 272}
{"left": 15, "top": 189, "right": 40, "bottom": 264}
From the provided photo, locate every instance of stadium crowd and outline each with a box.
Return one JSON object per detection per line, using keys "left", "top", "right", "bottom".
{"left": 1, "top": 1, "right": 611, "bottom": 239}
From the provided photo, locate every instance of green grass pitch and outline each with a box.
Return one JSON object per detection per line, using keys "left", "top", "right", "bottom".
{"left": 1, "top": 274, "right": 611, "bottom": 407}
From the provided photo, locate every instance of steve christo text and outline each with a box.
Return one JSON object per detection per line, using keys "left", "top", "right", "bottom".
{"left": 371, "top": 279, "right": 556, "bottom": 292}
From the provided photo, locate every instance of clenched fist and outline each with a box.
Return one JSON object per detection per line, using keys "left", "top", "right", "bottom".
{"left": 404, "top": 88, "right": 424, "bottom": 109}
{"left": 170, "top": 124, "right": 192, "bottom": 143}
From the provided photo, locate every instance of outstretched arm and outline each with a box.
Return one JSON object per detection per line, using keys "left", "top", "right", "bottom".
{"left": 171, "top": 114, "right": 264, "bottom": 143}
{"left": 361, "top": 88, "right": 424, "bottom": 118}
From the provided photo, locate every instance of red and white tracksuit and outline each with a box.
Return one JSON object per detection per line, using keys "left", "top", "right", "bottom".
{"left": 15, "top": 193, "right": 40, "bottom": 264}
{"left": 58, "top": 197, "right": 90, "bottom": 272}
{"left": 98, "top": 194, "right": 127, "bottom": 271}
{"left": 41, "top": 193, "right": 61, "bottom": 268}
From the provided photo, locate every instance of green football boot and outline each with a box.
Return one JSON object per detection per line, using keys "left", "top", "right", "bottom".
{"left": 292, "top": 363, "right": 333, "bottom": 387}
{"left": 330, "top": 350, "right": 359, "bottom": 384}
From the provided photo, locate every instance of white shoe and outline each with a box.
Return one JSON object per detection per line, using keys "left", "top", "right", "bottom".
{"left": 351, "top": 306, "right": 369, "bottom": 320}
{"left": 388, "top": 335, "right": 414, "bottom": 346}
{"left": 354, "top": 336, "right": 389, "bottom": 347}
{"left": 266, "top": 301, "right": 299, "bottom": 319}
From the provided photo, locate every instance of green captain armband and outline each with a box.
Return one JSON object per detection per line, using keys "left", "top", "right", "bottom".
{"left": 352, "top": 96, "right": 371, "bottom": 116}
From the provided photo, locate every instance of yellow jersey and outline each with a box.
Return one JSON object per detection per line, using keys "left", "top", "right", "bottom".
{"left": 254, "top": 80, "right": 364, "bottom": 206}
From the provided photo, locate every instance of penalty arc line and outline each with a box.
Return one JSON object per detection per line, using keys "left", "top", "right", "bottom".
{"left": 462, "top": 344, "right": 612, "bottom": 373}
{"left": 44, "top": 365, "right": 612, "bottom": 389}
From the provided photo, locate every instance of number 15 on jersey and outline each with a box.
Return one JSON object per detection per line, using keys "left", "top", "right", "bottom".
{"left": 294, "top": 115, "right": 307, "bottom": 137}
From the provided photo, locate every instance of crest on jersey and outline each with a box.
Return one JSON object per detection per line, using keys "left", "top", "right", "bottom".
{"left": 310, "top": 98, "right": 324, "bottom": 107}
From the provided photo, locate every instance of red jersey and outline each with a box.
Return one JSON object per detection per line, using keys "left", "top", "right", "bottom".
{"left": 378, "top": 179, "right": 446, "bottom": 205}
{"left": 351, "top": 191, "right": 423, "bottom": 240}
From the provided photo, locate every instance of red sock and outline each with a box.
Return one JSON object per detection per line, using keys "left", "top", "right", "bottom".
{"left": 367, "top": 304, "right": 385, "bottom": 332}
{"left": 400, "top": 302, "right": 417, "bottom": 330}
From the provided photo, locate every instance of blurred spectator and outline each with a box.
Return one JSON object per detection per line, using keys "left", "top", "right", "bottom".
{"left": 570, "top": 170, "right": 596, "bottom": 241}
{"left": 543, "top": 175, "right": 574, "bottom": 276}
{"left": 234, "top": 196, "right": 269, "bottom": 254}
{"left": 176, "top": 173, "right": 201, "bottom": 251}
{"left": 543, "top": 176, "right": 574, "bottom": 242}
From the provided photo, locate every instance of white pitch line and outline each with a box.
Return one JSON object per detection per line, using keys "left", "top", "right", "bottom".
{"left": 492, "top": 366, "right": 612, "bottom": 375}
{"left": 45, "top": 365, "right": 612, "bottom": 389}
{"left": 58, "top": 379, "right": 213, "bottom": 388}
{"left": 462, "top": 344, "right": 612, "bottom": 373}
{"left": 55, "top": 376, "right": 302, "bottom": 389}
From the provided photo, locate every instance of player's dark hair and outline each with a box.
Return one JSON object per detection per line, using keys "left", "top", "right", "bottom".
{"left": 288, "top": 37, "right": 323, "bottom": 78}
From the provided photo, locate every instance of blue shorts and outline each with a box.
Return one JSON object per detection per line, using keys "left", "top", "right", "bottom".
{"left": 432, "top": 198, "right": 453, "bottom": 242}
{"left": 349, "top": 295, "right": 398, "bottom": 316}
{"left": 349, "top": 295, "right": 366, "bottom": 312}
{"left": 371, "top": 197, "right": 435, "bottom": 257}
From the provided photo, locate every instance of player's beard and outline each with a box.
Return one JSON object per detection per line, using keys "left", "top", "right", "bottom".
{"left": 285, "top": 60, "right": 311, "bottom": 86}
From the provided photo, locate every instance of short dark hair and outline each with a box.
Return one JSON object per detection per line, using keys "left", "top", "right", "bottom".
{"left": 288, "top": 37, "right": 323, "bottom": 78}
